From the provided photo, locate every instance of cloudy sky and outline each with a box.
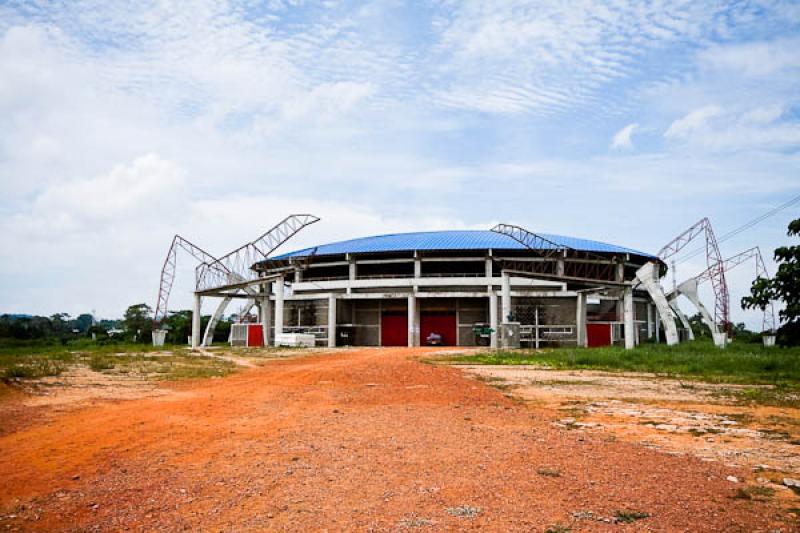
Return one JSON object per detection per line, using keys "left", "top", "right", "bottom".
{"left": 1, "top": 0, "right": 798, "bottom": 328}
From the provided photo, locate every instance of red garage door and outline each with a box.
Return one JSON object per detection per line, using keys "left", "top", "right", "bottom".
{"left": 421, "top": 312, "right": 457, "bottom": 346}
{"left": 247, "top": 324, "right": 264, "bottom": 347}
{"left": 586, "top": 323, "right": 611, "bottom": 347}
{"left": 381, "top": 313, "right": 408, "bottom": 346}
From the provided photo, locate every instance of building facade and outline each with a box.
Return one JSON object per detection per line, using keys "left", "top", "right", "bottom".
{"left": 249, "top": 230, "right": 663, "bottom": 348}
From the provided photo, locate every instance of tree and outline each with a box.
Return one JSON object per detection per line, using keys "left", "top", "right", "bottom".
{"left": 687, "top": 312, "right": 710, "bottom": 338}
{"left": 123, "top": 304, "right": 153, "bottom": 342}
{"left": 75, "top": 313, "right": 94, "bottom": 333}
{"left": 742, "top": 218, "right": 800, "bottom": 345}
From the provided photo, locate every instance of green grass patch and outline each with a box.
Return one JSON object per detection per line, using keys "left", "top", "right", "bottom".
{"left": 442, "top": 340, "right": 800, "bottom": 386}
{"left": 0, "top": 339, "right": 233, "bottom": 382}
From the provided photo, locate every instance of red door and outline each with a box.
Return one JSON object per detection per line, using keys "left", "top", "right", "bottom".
{"left": 247, "top": 324, "right": 264, "bottom": 347}
{"left": 421, "top": 312, "right": 457, "bottom": 346}
{"left": 381, "top": 313, "right": 408, "bottom": 346}
{"left": 586, "top": 323, "right": 611, "bottom": 347}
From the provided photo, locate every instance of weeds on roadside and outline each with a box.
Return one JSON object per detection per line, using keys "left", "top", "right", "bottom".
{"left": 537, "top": 466, "right": 562, "bottom": 477}
{"left": 613, "top": 510, "right": 649, "bottom": 523}
{"left": 545, "top": 524, "right": 570, "bottom": 533}
{"left": 2, "top": 358, "right": 66, "bottom": 379}
{"left": 88, "top": 355, "right": 115, "bottom": 371}
{"left": 733, "top": 486, "right": 775, "bottom": 501}
{"left": 445, "top": 505, "right": 480, "bottom": 518}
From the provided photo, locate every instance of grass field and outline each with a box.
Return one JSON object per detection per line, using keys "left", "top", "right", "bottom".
{"left": 0, "top": 339, "right": 233, "bottom": 380}
{"left": 442, "top": 340, "right": 800, "bottom": 386}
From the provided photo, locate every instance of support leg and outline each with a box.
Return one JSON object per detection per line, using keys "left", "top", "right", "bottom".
{"left": 274, "top": 275, "right": 284, "bottom": 345}
{"left": 407, "top": 295, "right": 417, "bottom": 347}
{"left": 623, "top": 286, "right": 635, "bottom": 349}
{"left": 489, "top": 291, "right": 498, "bottom": 349}
{"left": 191, "top": 292, "right": 202, "bottom": 349}
{"left": 202, "top": 296, "right": 234, "bottom": 347}
{"left": 328, "top": 293, "right": 337, "bottom": 348}
{"left": 576, "top": 293, "right": 587, "bottom": 348}
{"left": 635, "top": 263, "right": 679, "bottom": 346}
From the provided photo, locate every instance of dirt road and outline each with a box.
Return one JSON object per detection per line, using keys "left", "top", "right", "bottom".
{"left": 0, "top": 348, "right": 792, "bottom": 531}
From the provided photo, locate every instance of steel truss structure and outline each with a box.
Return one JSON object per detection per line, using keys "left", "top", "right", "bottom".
{"left": 658, "top": 218, "right": 730, "bottom": 330}
{"left": 196, "top": 214, "right": 320, "bottom": 294}
{"left": 154, "top": 236, "right": 228, "bottom": 325}
{"left": 491, "top": 223, "right": 619, "bottom": 285}
{"left": 694, "top": 247, "right": 776, "bottom": 333}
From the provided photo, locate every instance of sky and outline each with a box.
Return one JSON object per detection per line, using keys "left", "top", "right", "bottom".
{"left": 0, "top": 0, "right": 798, "bottom": 329}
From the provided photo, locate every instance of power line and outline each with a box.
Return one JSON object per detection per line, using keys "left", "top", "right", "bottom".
{"left": 674, "top": 192, "right": 800, "bottom": 266}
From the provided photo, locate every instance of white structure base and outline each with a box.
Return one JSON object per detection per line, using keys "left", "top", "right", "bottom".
{"left": 152, "top": 329, "right": 167, "bottom": 347}
{"left": 229, "top": 324, "right": 248, "bottom": 346}
{"left": 635, "top": 262, "right": 679, "bottom": 346}
{"left": 711, "top": 331, "right": 728, "bottom": 348}
{"left": 763, "top": 335, "right": 776, "bottom": 347}
{"left": 275, "top": 333, "right": 316, "bottom": 347}
{"left": 500, "top": 322, "right": 521, "bottom": 349}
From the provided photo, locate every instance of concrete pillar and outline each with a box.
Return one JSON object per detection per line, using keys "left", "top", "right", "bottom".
{"left": 414, "top": 253, "right": 421, "bottom": 278}
{"left": 327, "top": 293, "right": 336, "bottom": 348}
{"left": 616, "top": 261, "right": 625, "bottom": 283}
{"left": 678, "top": 278, "right": 726, "bottom": 347}
{"left": 646, "top": 303, "right": 654, "bottom": 339}
{"left": 294, "top": 269, "right": 302, "bottom": 283}
{"left": 262, "top": 283, "right": 272, "bottom": 346}
{"left": 575, "top": 293, "right": 587, "bottom": 348}
{"left": 489, "top": 291, "right": 498, "bottom": 349}
{"left": 635, "top": 262, "right": 679, "bottom": 346}
{"left": 668, "top": 294, "right": 695, "bottom": 341}
{"left": 191, "top": 292, "right": 202, "bottom": 349}
{"left": 623, "top": 286, "right": 635, "bottom": 350}
{"left": 501, "top": 271, "right": 511, "bottom": 323}
{"left": 274, "top": 275, "right": 284, "bottom": 344}
{"left": 349, "top": 259, "right": 356, "bottom": 281}
{"left": 407, "top": 294, "right": 417, "bottom": 347}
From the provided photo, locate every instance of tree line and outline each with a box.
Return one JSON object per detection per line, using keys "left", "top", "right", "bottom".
{"left": 0, "top": 304, "right": 234, "bottom": 346}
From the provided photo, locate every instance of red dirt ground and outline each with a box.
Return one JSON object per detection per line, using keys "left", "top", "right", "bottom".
{"left": 0, "top": 348, "right": 793, "bottom": 531}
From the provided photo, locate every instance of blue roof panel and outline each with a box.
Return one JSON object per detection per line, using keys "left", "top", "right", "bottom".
{"left": 273, "top": 230, "right": 655, "bottom": 259}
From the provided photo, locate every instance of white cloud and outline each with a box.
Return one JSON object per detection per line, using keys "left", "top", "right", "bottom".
{"left": 611, "top": 123, "right": 638, "bottom": 150}
{"left": 0, "top": 2, "right": 798, "bottom": 332}
{"left": 699, "top": 38, "right": 800, "bottom": 77}
{"left": 664, "top": 106, "right": 723, "bottom": 140}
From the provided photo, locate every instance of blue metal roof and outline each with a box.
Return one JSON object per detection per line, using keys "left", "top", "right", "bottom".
{"left": 273, "top": 230, "right": 655, "bottom": 259}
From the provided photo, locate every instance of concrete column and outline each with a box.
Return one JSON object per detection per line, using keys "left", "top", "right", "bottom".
{"left": 669, "top": 295, "right": 695, "bottom": 341}
{"left": 489, "top": 291, "right": 498, "bottom": 349}
{"left": 327, "top": 293, "right": 336, "bottom": 348}
{"left": 646, "top": 303, "right": 654, "bottom": 339}
{"left": 294, "top": 269, "right": 302, "bottom": 283}
{"left": 407, "top": 294, "right": 417, "bottom": 347}
{"left": 262, "top": 283, "right": 272, "bottom": 346}
{"left": 616, "top": 261, "right": 625, "bottom": 283}
{"left": 678, "top": 278, "right": 726, "bottom": 347}
{"left": 635, "top": 262, "right": 679, "bottom": 346}
{"left": 414, "top": 253, "right": 421, "bottom": 278}
{"left": 623, "top": 286, "right": 635, "bottom": 350}
{"left": 348, "top": 259, "right": 356, "bottom": 281}
{"left": 274, "top": 275, "right": 284, "bottom": 344}
{"left": 575, "top": 293, "right": 587, "bottom": 348}
{"left": 191, "top": 292, "right": 202, "bottom": 349}
{"left": 501, "top": 271, "right": 511, "bottom": 323}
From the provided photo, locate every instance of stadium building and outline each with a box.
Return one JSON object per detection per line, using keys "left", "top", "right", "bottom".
{"left": 245, "top": 229, "right": 664, "bottom": 349}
